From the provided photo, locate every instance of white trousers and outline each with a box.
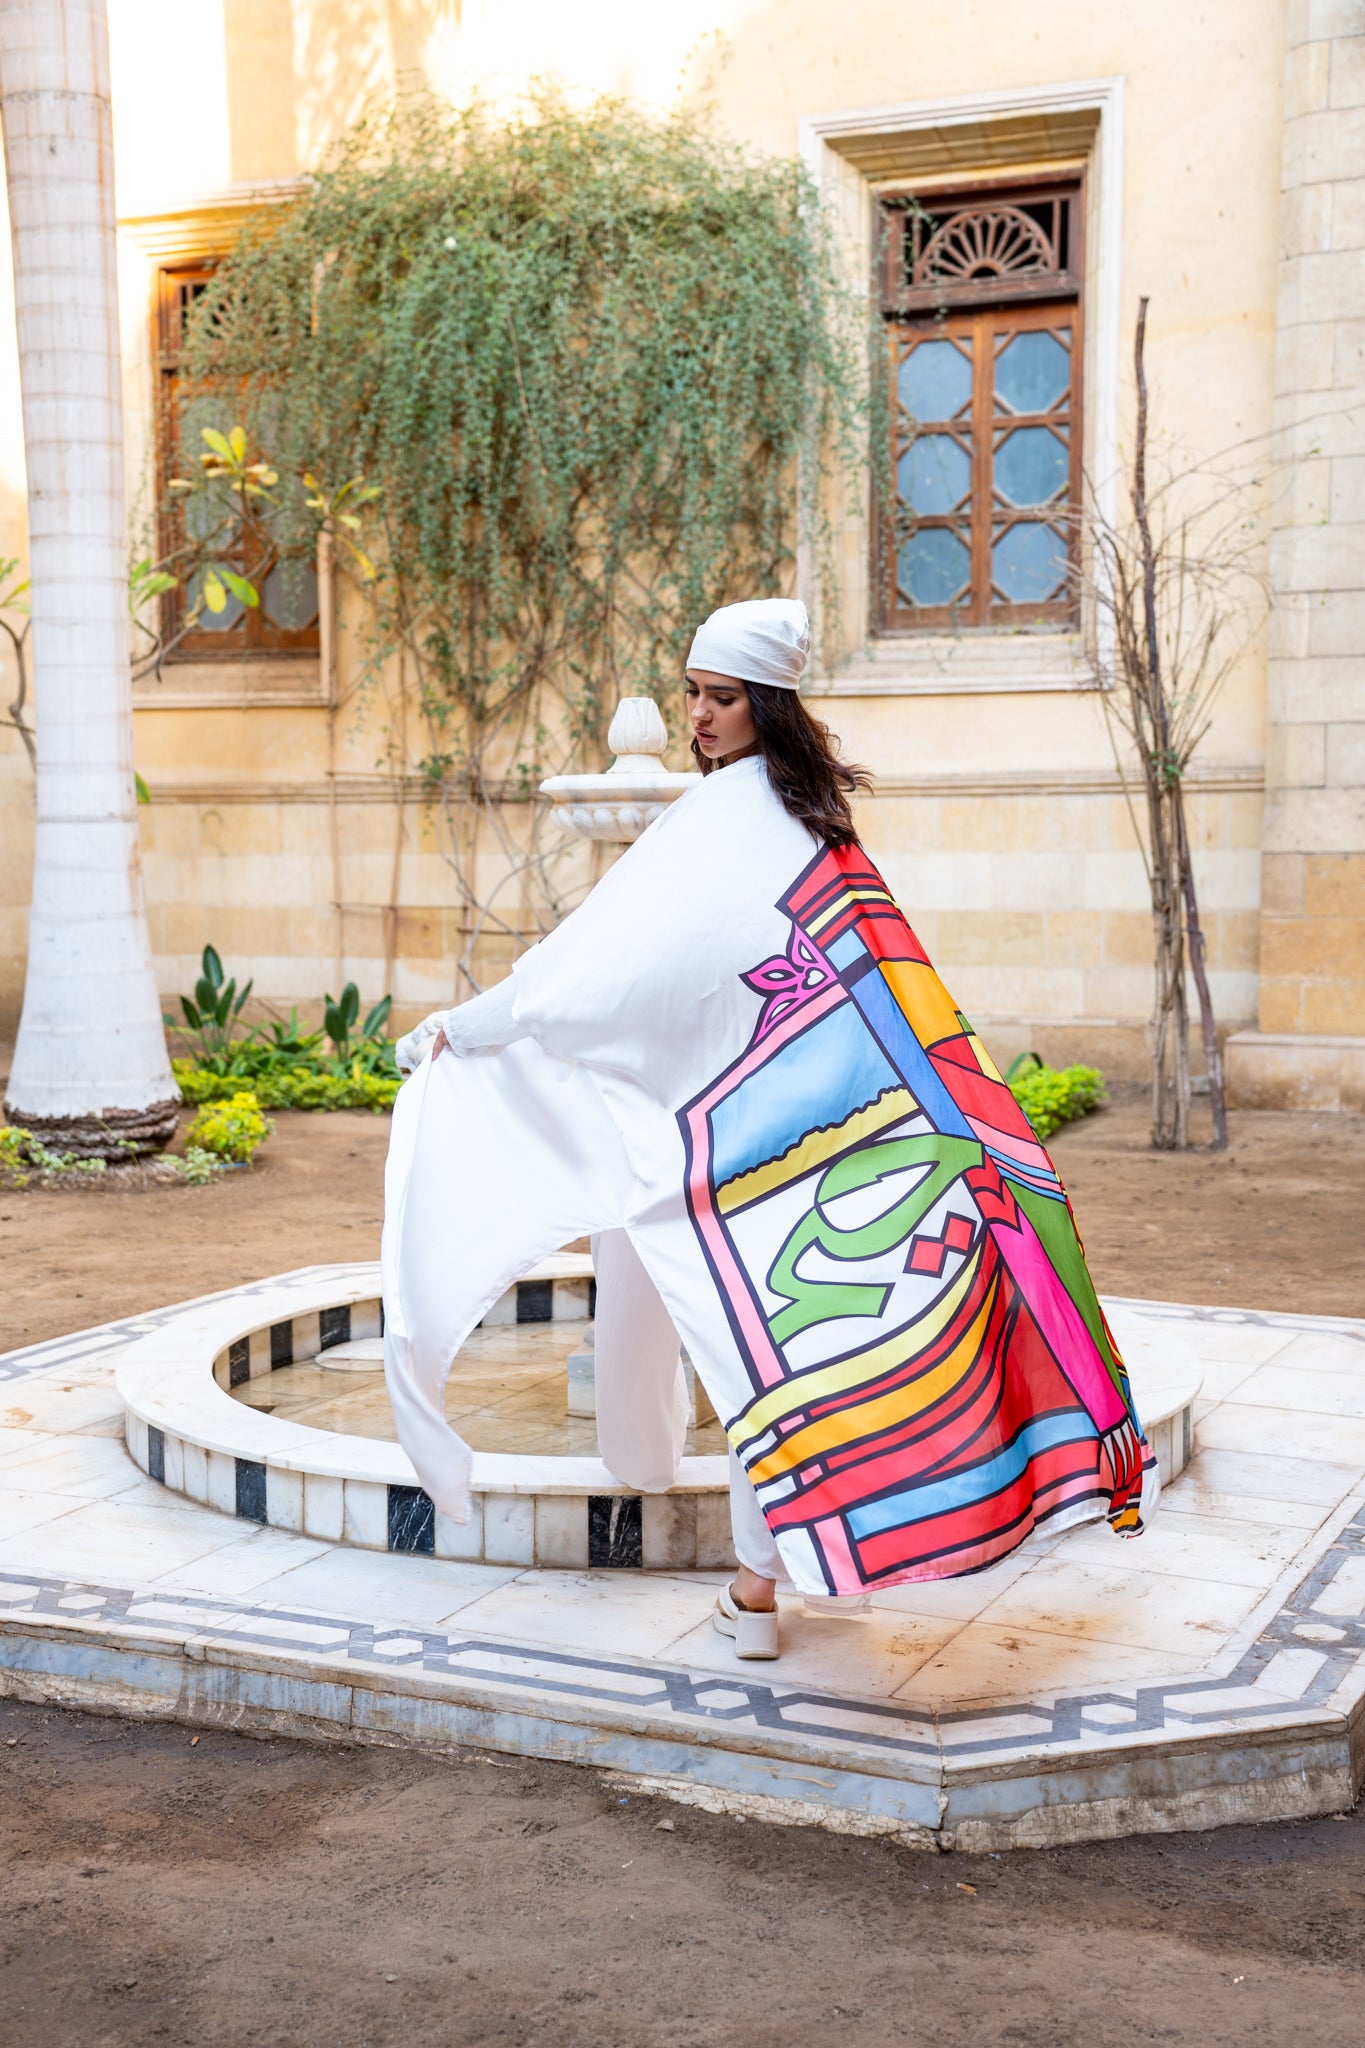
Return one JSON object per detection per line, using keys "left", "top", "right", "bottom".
{"left": 591, "top": 1227, "right": 783, "bottom": 1583}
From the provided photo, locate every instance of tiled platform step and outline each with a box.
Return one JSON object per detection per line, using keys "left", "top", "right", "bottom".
{"left": 3, "top": 1499, "right": 1365, "bottom": 1851}
{"left": 117, "top": 1266, "right": 1201, "bottom": 1575}
{"left": 4, "top": 1275, "right": 1365, "bottom": 1849}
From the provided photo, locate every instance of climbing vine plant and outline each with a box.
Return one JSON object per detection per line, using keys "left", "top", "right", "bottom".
{"left": 183, "top": 95, "right": 865, "bottom": 990}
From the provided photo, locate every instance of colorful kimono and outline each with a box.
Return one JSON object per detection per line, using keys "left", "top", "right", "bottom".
{"left": 383, "top": 755, "right": 1150, "bottom": 1597}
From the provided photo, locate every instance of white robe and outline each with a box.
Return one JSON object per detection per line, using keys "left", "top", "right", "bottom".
{"left": 383, "top": 755, "right": 1151, "bottom": 1597}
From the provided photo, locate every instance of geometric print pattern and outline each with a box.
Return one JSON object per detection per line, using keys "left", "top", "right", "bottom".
{"left": 679, "top": 844, "right": 1149, "bottom": 1595}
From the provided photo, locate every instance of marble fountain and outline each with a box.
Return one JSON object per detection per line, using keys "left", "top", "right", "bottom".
{"left": 4, "top": 699, "right": 1365, "bottom": 1847}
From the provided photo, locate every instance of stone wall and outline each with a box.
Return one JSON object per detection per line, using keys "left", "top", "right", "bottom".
{"left": 1227, "top": 0, "right": 1365, "bottom": 1110}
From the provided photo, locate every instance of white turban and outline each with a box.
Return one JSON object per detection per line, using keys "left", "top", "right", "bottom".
{"left": 686, "top": 598, "right": 810, "bottom": 692}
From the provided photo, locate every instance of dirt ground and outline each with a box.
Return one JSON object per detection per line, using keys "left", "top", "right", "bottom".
{"left": 2, "top": 1089, "right": 1364, "bottom": 2045}
{"left": 1, "top": 1087, "right": 1361, "bottom": 1354}
{"left": 3, "top": 1694, "right": 1365, "bottom": 2048}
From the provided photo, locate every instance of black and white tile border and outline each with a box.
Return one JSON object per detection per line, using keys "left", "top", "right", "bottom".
{"left": 2, "top": 1508, "right": 1364, "bottom": 1847}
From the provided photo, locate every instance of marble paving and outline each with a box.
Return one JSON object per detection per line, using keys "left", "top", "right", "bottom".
{"left": 3, "top": 1267, "right": 1365, "bottom": 1849}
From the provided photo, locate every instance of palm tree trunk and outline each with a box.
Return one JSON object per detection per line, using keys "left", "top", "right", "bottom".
{"left": 0, "top": 0, "right": 177, "bottom": 1156}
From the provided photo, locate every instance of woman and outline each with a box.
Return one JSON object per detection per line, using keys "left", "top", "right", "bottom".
{"left": 384, "top": 599, "right": 1153, "bottom": 1663}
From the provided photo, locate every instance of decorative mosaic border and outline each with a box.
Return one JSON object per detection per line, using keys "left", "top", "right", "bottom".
{"left": 2, "top": 1506, "right": 1364, "bottom": 1768}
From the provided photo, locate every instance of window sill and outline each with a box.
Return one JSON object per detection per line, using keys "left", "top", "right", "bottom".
{"left": 132, "top": 655, "right": 326, "bottom": 709}
{"left": 810, "top": 632, "right": 1098, "bottom": 697}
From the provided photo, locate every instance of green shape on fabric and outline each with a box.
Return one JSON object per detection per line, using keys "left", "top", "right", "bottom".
{"left": 766, "top": 1135, "right": 980, "bottom": 1347}
{"left": 1013, "top": 1181, "right": 1128, "bottom": 1401}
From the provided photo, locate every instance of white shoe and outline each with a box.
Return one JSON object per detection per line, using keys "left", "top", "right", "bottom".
{"left": 713, "top": 1582, "right": 779, "bottom": 1660}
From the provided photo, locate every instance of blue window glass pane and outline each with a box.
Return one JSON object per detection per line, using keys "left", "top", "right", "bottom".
{"left": 994, "top": 425, "right": 1068, "bottom": 508}
{"left": 992, "top": 522, "right": 1067, "bottom": 603}
{"left": 995, "top": 329, "right": 1070, "bottom": 415}
{"left": 187, "top": 565, "right": 245, "bottom": 632}
{"left": 898, "top": 338, "right": 972, "bottom": 423}
{"left": 262, "top": 559, "right": 319, "bottom": 631}
{"left": 898, "top": 433, "right": 971, "bottom": 515}
{"left": 898, "top": 528, "right": 970, "bottom": 608}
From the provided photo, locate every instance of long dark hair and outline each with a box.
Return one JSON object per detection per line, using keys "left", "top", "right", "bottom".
{"left": 691, "top": 683, "right": 873, "bottom": 846}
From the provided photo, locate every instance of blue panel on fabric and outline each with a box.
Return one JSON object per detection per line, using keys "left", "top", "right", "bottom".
{"left": 708, "top": 999, "right": 898, "bottom": 1187}
{"left": 845, "top": 1412, "right": 1096, "bottom": 1541}
{"left": 848, "top": 971, "right": 975, "bottom": 1140}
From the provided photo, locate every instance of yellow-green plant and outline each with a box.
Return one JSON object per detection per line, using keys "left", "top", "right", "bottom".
{"left": 183, "top": 1091, "right": 274, "bottom": 1164}
{"left": 1007, "top": 1057, "right": 1106, "bottom": 1143}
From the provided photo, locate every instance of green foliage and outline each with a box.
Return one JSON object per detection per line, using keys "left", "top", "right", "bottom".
{"left": 173, "top": 1059, "right": 400, "bottom": 1114}
{"left": 185, "top": 95, "right": 864, "bottom": 761}
{"left": 0, "top": 1126, "right": 110, "bottom": 1187}
{"left": 168, "top": 945, "right": 254, "bottom": 1060}
{"left": 1006, "top": 1054, "right": 1107, "bottom": 1142}
{"left": 165, "top": 949, "right": 400, "bottom": 1112}
{"left": 175, "top": 1144, "right": 230, "bottom": 1185}
{"left": 324, "top": 982, "right": 393, "bottom": 1064}
{"left": 184, "top": 1091, "right": 275, "bottom": 1163}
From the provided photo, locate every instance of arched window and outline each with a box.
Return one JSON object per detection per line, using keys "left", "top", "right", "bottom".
{"left": 878, "top": 180, "right": 1083, "bottom": 633}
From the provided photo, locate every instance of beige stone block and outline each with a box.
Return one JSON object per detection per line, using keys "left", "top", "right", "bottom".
{"left": 1308, "top": 587, "right": 1365, "bottom": 654}
{"left": 1078, "top": 966, "right": 1154, "bottom": 1021}
{"left": 1329, "top": 317, "right": 1365, "bottom": 390}
{"left": 1262, "top": 852, "right": 1306, "bottom": 916}
{"left": 1260, "top": 914, "right": 1365, "bottom": 977}
{"left": 1226, "top": 1027, "right": 1365, "bottom": 1111}
{"left": 942, "top": 965, "right": 1085, "bottom": 1024}
{"left": 1305, "top": 850, "right": 1365, "bottom": 914}
{"left": 1330, "top": 33, "right": 1365, "bottom": 108}
{"left": 287, "top": 906, "right": 343, "bottom": 958}
{"left": 1281, "top": 454, "right": 1333, "bottom": 526}
{"left": 1078, "top": 851, "right": 1152, "bottom": 914}
{"left": 1267, "top": 653, "right": 1365, "bottom": 722}
{"left": 1302, "top": 978, "right": 1365, "bottom": 1032}
{"left": 1287, "top": 35, "right": 1332, "bottom": 119}
{"left": 1268, "top": 593, "right": 1313, "bottom": 661}
{"left": 938, "top": 910, "right": 1042, "bottom": 966}
{"left": 1327, "top": 455, "right": 1365, "bottom": 527}
{"left": 1271, "top": 522, "right": 1365, "bottom": 592}
{"left": 1211, "top": 908, "right": 1263, "bottom": 972}
{"left": 1261, "top": 783, "right": 1365, "bottom": 851}
{"left": 1284, "top": 107, "right": 1365, "bottom": 193}
{"left": 1266, "top": 719, "right": 1327, "bottom": 787}
{"left": 1309, "top": 2, "right": 1365, "bottom": 43}
{"left": 1099, "top": 911, "right": 1153, "bottom": 970}
{"left": 1042, "top": 910, "right": 1102, "bottom": 967}
{"left": 1326, "top": 721, "right": 1365, "bottom": 783}
{"left": 1188, "top": 847, "right": 1263, "bottom": 910}
{"left": 1330, "top": 177, "right": 1365, "bottom": 254}
{"left": 389, "top": 908, "right": 447, "bottom": 962}
{"left": 1259, "top": 978, "right": 1304, "bottom": 1033}
{"left": 1282, "top": 183, "right": 1335, "bottom": 258}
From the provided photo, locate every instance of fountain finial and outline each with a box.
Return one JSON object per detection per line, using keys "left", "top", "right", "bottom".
{"left": 539, "top": 693, "right": 698, "bottom": 842}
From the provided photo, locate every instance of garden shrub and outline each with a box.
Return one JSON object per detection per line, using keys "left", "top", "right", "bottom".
{"left": 1007, "top": 1057, "right": 1106, "bottom": 1142}
{"left": 183, "top": 1091, "right": 275, "bottom": 1164}
{"left": 172, "top": 1059, "right": 400, "bottom": 1113}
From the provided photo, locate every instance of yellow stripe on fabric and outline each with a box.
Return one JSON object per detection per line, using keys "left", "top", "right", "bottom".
{"left": 738, "top": 1250, "right": 981, "bottom": 1446}
{"left": 715, "top": 1087, "right": 917, "bottom": 1216}
{"left": 805, "top": 885, "right": 894, "bottom": 937}
{"left": 966, "top": 1029, "right": 1006, "bottom": 1085}
{"left": 748, "top": 1275, "right": 998, "bottom": 1483}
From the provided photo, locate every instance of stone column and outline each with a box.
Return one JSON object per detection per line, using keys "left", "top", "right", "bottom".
{"left": 1228, "top": 0, "right": 1365, "bottom": 1111}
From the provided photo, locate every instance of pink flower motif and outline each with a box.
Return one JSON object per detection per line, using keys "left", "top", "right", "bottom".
{"left": 742, "top": 925, "right": 834, "bottom": 1040}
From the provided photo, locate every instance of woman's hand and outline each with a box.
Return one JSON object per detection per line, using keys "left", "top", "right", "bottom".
{"left": 394, "top": 1011, "right": 449, "bottom": 1075}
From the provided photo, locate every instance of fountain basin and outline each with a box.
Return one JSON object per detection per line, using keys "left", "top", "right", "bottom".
{"left": 116, "top": 1265, "right": 1199, "bottom": 1574}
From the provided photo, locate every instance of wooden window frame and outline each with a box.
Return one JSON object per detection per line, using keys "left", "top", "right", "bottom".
{"left": 153, "top": 258, "right": 320, "bottom": 661}
{"left": 875, "top": 174, "right": 1085, "bottom": 637}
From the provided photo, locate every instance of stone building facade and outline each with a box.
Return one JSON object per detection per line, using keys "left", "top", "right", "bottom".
{"left": 1227, "top": 0, "right": 1365, "bottom": 1108}
{"left": 0, "top": 0, "right": 1360, "bottom": 1108}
